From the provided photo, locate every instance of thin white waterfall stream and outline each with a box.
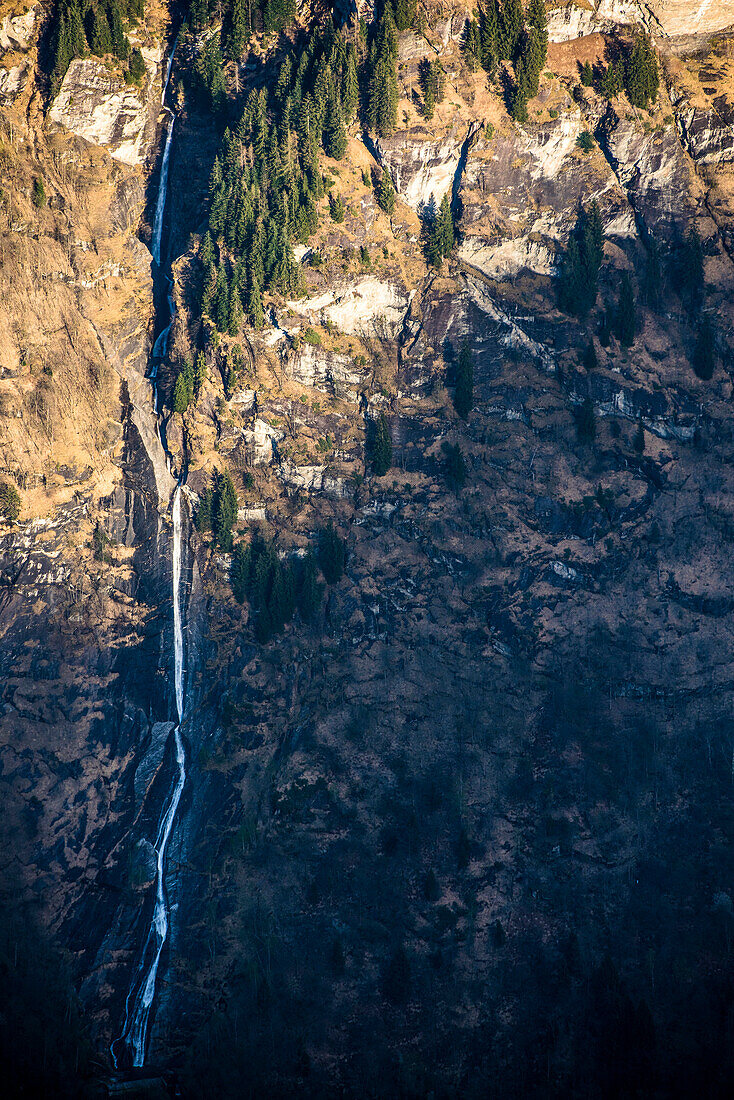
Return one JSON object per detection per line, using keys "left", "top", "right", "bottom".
{"left": 111, "top": 38, "right": 187, "bottom": 1071}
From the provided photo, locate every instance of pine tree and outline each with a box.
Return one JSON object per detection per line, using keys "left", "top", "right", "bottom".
{"left": 201, "top": 230, "right": 215, "bottom": 267}
{"left": 341, "top": 44, "right": 359, "bottom": 123}
{"left": 323, "top": 92, "right": 347, "bottom": 160}
{"left": 68, "top": 1, "right": 85, "bottom": 57}
{"left": 377, "top": 169, "right": 396, "bottom": 216}
{"left": 214, "top": 469, "right": 238, "bottom": 551}
{"left": 583, "top": 340, "right": 597, "bottom": 371}
{"left": 367, "top": 14, "right": 399, "bottom": 137}
{"left": 201, "top": 261, "right": 217, "bottom": 317}
{"left": 109, "top": 1, "right": 128, "bottom": 61}
{"left": 392, "top": 0, "right": 417, "bottom": 31}
{"left": 614, "top": 272, "right": 636, "bottom": 347}
{"left": 463, "top": 17, "right": 482, "bottom": 72}
{"left": 32, "top": 177, "right": 46, "bottom": 208}
{"left": 454, "top": 339, "right": 474, "bottom": 419}
{"left": 479, "top": 0, "right": 499, "bottom": 75}
{"left": 195, "top": 486, "right": 214, "bottom": 532}
{"left": 633, "top": 418, "right": 645, "bottom": 454}
{"left": 329, "top": 192, "right": 345, "bottom": 222}
{"left": 318, "top": 522, "right": 346, "bottom": 584}
{"left": 90, "top": 6, "right": 111, "bottom": 56}
{"left": 558, "top": 202, "right": 605, "bottom": 316}
{"left": 369, "top": 412, "right": 392, "bottom": 476}
{"left": 513, "top": 20, "right": 546, "bottom": 110}
{"left": 193, "top": 352, "right": 207, "bottom": 396}
{"left": 225, "top": 0, "right": 248, "bottom": 60}
{"left": 693, "top": 316, "right": 716, "bottom": 380}
{"left": 438, "top": 194, "right": 455, "bottom": 255}
{"left": 247, "top": 280, "right": 264, "bottom": 329}
{"left": 423, "top": 79, "right": 435, "bottom": 120}
{"left": 574, "top": 396, "right": 596, "bottom": 442}
{"left": 600, "top": 60, "right": 624, "bottom": 98}
{"left": 173, "top": 371, "right": 192, "bottom": 414}
{"left": 510, "top": 82, "right": 528, "bottom": 123}
{"left": 625, "top": 34, "right": 659, "bottom": 109}
{"left": 214, "top": 265, "right": 230, "bottom": 332}
{"left": 296, "top": 550, "right": 322, "bottom": 620}
{"left": 526, "top": 0, "right": 548, "bottom": 71}
{"left": 424, "top": 199, "right": 444, "bottom": 267}
{"left": 50, "top": 6, "right": 72, "bottom": 95}
{"left": 497, "top": 0, "right": 523, "bottom": 62}
{"left": 580, "top": 61, "right": 594, "bottom": 87}
{"left": 228, "top": 284, "right": 243, "bottom": 336}
{"left": 0, "top": 479, "right": 21, "bottom": 522}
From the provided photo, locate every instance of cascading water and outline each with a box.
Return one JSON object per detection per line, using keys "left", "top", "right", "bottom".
{"left": 110, "top": 39, "right": 187, "bottom": 1071}
{"left": 148, "top": 38, "right": 178, "bottom": 411}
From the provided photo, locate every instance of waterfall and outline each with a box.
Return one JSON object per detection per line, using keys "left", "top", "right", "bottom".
{"left": 110, "top": 38, "right": 188, "bottom": 1071}
{"left": 152, "top": 118, "right": 174, "bottom": 268}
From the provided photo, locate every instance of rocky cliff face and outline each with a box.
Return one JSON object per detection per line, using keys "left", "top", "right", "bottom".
{"left": 6, "top": 0, "right": 734, "bottom": 1095}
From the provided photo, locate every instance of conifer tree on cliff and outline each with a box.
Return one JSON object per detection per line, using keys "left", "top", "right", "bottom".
{"left": 341, "top": 44, "right": 359, "bottom": 123}
{"left": 614, "top": 272, "right": 636, "bottom": 348}
{"left": 527, "top": 0, "right": 548, "bottom": 70}
{"left": 497, "top": 0, "right": 523, "bottom": 62}
{"left": 558, "top": 201, "right": 605, "bottom": 316}
{"left": 454, "top": 340, "right": 475, "bottom": 419}
{"left": 367, "top": 13, "right": 399, "bottom": 137}
{"left": 625, "top": 34, "right": 659, "bottom": 109}
{"left": 323, "top": 87, "right": 347, "bottom": 160}
{"left": 225, "top": 0, "right": 248, "bottom": 60}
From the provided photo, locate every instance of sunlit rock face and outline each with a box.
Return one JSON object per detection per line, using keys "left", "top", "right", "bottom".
{"left": 547, "top": 0, "right": 734, "bottom": 44}
{"left": 0, "top": 2, "right": 40, "bottom": 50}
{"left": 48, "top": 52, "right": 161, "bottom": 166}
{"left": 372, "top": 124, "right": 467, "bottom": 209}
{"left": 547, "top": 0, "right": 645, "bottom": 42}
{"left": 648, "top": 0, "right": 734, "bottom": 37}
{"left": 292, "top": 277, "right": 411, "bottom": 337}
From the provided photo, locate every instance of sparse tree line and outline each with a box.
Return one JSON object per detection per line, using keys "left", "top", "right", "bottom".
{"left": 463, "top": 0, "right": 548, "bottom": 122}
{"left": 558, "top": 202, "right": 720, "bottom": 425}
{"left": 48, "top": 0, "right": 144, "bottom": 94}
{"left": 579, "top": 32, "right": 659, "bottom": 109}
{"left": 194, "top": 468, "right": 345, "bottom": 642}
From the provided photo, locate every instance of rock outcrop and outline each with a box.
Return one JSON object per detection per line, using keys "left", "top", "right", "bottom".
{"left": 49, "top": 52, "right": 162, "bottom": 166}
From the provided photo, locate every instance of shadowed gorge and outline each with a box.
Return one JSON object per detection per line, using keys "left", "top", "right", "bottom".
{"left": 4, "top": 0, "right": 734, "bottom": 1096}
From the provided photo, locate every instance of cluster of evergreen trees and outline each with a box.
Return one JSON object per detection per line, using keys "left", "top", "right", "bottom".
{"left": 420, "top": 57, "right": 446, "bottom": 120}
{"left": 195, "top": 468, "right": 239, "bottom": 551}
{"left": 200, "top": 24, "right": 360, "bottom": 333}
{"left": 579, "top": 34, "right": 658, "bottom": 109}
{"left": 367, "top": 412, "right": 393, "bottom": 476}
{"left": 376, "top": 169, "right": 396, "bottom": 215}
{"left": 230, "top": 523, "right": 345, "bottom": 642}
{"left": 463, "top": 0, "right": 548, "bottom": 121}
{"left": 453, "top": 339, "right": 475, "bottom": 418}
{"left": 366, "top": 10, "right": 399, "bottom": 137}
{"left": 423, "top": 194, "right": 455, "bottom": 267}
{"left": 219, "top": 0, "right": 296, "bottom": 58}
{"left": 49, "top": 0, "right": 142, "bottom": 94}
{"left": 173, "top": 353, "right": 207, "bottom": 414}
{"left": 231, "top": 532, "right": 298, "bottom": 643}
{"left": 557, "top": 201, "right": 605, "bottom": 317}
